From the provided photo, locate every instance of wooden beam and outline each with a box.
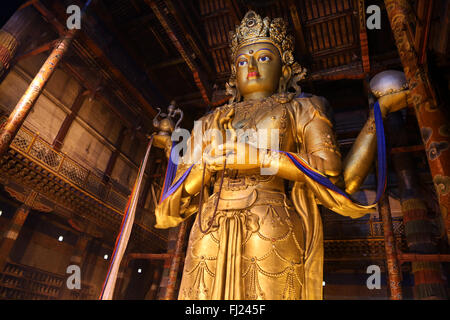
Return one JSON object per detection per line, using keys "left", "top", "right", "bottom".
{"left": 398, "top": 253, "right": 450, "bottom": 263}
{"left": 419, "top": 0, "right": 434, "bottom": 65}
{"left": 390, "top": 145, "right": 425, "bottom": 154}
{"left": 61, "top": 61, "right": 134, "bottom": 128}
{"left": 91, "top": 0, "right": 170, "bottom": 110}
{"left": 103, "top": 126, "right": 127, "bottom": 183}
{"left": 166, "top": 0, "right": 213, "bottom": 75}
{"left": 146, "top": 0, "right": 211, "bottom": 106}
{"left": 288, "top": 0, "right": 309, "bottom": 58}
{"left": 356, "top": 0, "right": 371, "bottom": 74}
{"left": 148, "top": 58, "right": 185, "bottom": 71}
{"left": 304, "top": 10, "right": 355, "bottom": 26}
{"left": 52, "top": 88, "right": 88, "bottom": 151}
{"left": 414, "top": 0, "right": 428, "bottom": 52}
{"left": 127, "top": 253, "right": 173, "bottom": 263}
{"left": 225, "top": 0, "right": 242, "bottom": 23}
{"left": 32, "top": 1, "right": 65, "bottom": 36}
{"left": 13, "top": 39, "right": 57, "bottom": 62}
{"left": 39, "top": 0, "right": 161, "bottom": 119}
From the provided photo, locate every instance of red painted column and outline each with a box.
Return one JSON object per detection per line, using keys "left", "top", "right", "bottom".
{"left": 387, "top": 114, "right": 448, "bottom": 299}
{"left": 102, "top": 126, "right": 127, "bottom": 183}
{"left": 163, "top": 221, "right": 189, "bottom": 300}
{"left": 0, "top": 6, "right": 36, "bottom": 78}
{"left": 385, "top": 0, "right": 450, "bottom": 241}
{"left": 146, "top": 263, "right": 162, "bottom": 299}
{"left": 0, "top": 28, "right": 78, "bottom": 157}
{"left": 59, "top": 234, "right": 91, "bottom": 299}
{"left": 378, "top": 194, "right": 403, "bottom": 300}
{"left": 53, "top": 89, "right": 87, "bottom": 151}
{"left": 0, "top": 204, "right": 30, "bottom": 272}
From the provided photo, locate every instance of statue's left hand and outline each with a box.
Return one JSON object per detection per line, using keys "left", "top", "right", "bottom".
{"left": 203, "top": 141, "right": 261, "bottom": 171}
{"left": 378, "top": 90, "right": 410, "bottom": 117}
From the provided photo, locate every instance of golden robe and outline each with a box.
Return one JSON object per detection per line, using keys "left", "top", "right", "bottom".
{"left": 155, "top": 93, "right": 375, "bottom": 300}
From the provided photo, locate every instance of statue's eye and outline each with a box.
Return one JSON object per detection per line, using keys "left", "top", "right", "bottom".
{"left": 238, "top": 60, "right": 248, "bottom": 67}
{"left": 258, "top": 56, "right": 271, "bottom": 62}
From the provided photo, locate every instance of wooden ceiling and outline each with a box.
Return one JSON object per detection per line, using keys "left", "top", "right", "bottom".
{"left": 30, "top": 0, "right": 404, "bottom": 129}
{"left": 88, "top": 0, "right": 400, "bottom": 116}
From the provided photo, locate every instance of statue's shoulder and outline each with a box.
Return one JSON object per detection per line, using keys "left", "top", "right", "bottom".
{"left": 294, "top": 93, "right": 329, "bottom": 110}
{"left": 293, "top": 93, "right": 334, "bottom": 125}
{"left": 196, "top": 103, "right": 234, "bottom": 122}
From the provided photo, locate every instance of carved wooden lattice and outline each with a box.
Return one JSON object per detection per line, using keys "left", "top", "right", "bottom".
{"left": 29, "top": 139, "right": 62, "bottom": 170}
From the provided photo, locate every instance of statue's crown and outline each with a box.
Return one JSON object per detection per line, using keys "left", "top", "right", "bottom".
{"left": 229, "top": 11, "right": 295, "bottom": 65}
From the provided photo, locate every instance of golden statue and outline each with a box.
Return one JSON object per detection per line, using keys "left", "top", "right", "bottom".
{"left": 152, "top": 11, "right": 408, "bottom": 300}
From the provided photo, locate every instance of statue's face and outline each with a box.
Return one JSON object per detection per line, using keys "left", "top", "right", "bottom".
{"left": 235, "top": 42, "right": 282, "bottom": 100}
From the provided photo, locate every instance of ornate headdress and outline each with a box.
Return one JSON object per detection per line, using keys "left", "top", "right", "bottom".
{"left": 227, "top": 11, "right": 307, "bottom": 101}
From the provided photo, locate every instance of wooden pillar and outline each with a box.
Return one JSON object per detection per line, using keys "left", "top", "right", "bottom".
{"left": 0, "top": 6, "right": 35, "bottom": 78}
{"left": 163, "top": 221, "right": 188, "bottom": 300}
{"left": 0, "top": 205, "right": 29, "bottom": 271}
{"left": 378, "top": 194, "right": 403, "bottom": 300}
{"left": 384, "top": 0, "right": 450, "bottom": 240}
{"left": 0, "top": 28, "right": 78, "bottom": 157}
{"left": 357, "top": 0, "right": 371, "bottom": 74}
{"left": 103, "top": 126, "right": 127, "bottom": 183}
{"left": 60, "top": 233, "right": 91, "bottom": 299}
{"left": 53, "top": 89, "right": 88, "bottom": 151}
{"left": 0, "top": 190, "right": 37, "bottom": 272}
{"left": 387, "top": 114, "right": 448, "bottom": 299}
{"left": 113, "top": 258, "right": 133, "bottom": 299}
{"left": 145, "top": 263, "right": 162, "bottom": 300}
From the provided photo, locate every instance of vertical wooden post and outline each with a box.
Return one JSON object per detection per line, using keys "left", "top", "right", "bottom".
{"left": 378, "top": 194, "right": 403, "bottom": 300}
{"left": 103, "top": 126, "right": 127, "bottom": 183}
{"left": 387, "top": 114, "right": 447, "bottom": 299}
{"left": 0, "top": 28, "right": 78, "bottom": 157}
{"left": 0, "top": 190, "right": 37, "bottom": 272}
{"left": 163, "top": 221, "right": 188, "bottom": 300}
{"left": 0, "top": 204, "right": 30, "bottom": 272}
{"left": 384, "top": 0, "right": 450, "bottom": 241}
{"left": 0, "top": 6, "right": 36, "bottom": 78}
{"left": 357, "top": 0, "right": 371, "bottom": 74}
{"left": 53, "top": 89, "right": 87, "bottom": 151}
{"left": 59, "top": 233, "right": 91, "bottom": 299}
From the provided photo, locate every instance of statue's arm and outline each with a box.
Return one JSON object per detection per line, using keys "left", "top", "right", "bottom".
{"left": 272, "top": 110, "right": 342, "bottom": 183}
{"left": 343, "top": 91, "right": 409, "bottom": 194}
{"left": 342, "top": 110, "right": 377, "bottom": 194}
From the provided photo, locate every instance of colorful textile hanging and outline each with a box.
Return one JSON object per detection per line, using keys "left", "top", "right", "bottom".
{"left": 159, "top": 141, "right": 194, "bottom": 203}
{"left": 99, "top": 135, "right": 154, "bottom": 300}
{"left": 159, "top": 101, "right": 387, "bottom": 207}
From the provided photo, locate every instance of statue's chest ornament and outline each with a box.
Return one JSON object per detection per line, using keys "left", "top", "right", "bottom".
{"left": 232, "top": 98, "right": 289, "bottom": 148}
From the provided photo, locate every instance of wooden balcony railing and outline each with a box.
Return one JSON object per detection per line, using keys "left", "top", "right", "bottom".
{"left": 0, "top": 262, "right": 95, "bottom": 300}
{"left": 0, "top": 117, "right": 129, "bottom": 214}
{"left": 323, "top": 217, "right": 404, "bottom": 240}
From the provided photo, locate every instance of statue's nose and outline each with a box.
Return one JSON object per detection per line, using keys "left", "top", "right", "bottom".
{"left": 248, "top": 56, "right": 257, "bottom": 70}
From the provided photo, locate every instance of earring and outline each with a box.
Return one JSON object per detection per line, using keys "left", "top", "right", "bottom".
{"left": 226, "top": 81, "right": 240, "bottom": 103}
{"left": 278, "top": 76, "right": 288, "bottom": 93}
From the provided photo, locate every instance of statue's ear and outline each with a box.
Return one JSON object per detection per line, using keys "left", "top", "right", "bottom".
{"left": 282, "top": 65, "right": 292, "bottom": 81}
{"left": 279, "top": 65, "right": 292, "bottom": 93}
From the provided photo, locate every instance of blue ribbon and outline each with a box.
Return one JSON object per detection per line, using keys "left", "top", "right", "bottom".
{"left": 160, "top": 141, "right": 194, "bottom": 203}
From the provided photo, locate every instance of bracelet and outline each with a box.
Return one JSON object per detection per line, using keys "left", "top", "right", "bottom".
{"left": 261, "top": 150, "right": 280, "bottom": 168}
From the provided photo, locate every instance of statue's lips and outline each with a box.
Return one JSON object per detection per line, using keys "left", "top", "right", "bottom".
{"left": 247, "top": 71, "right": 260, "bottom": 79}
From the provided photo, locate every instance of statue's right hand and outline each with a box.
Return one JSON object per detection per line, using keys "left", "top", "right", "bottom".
{"left": 378, "top": 90, "right": 409, "bottom": 117}
{"left": 209, "top": 108, "right": 236, "bottom": 150}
